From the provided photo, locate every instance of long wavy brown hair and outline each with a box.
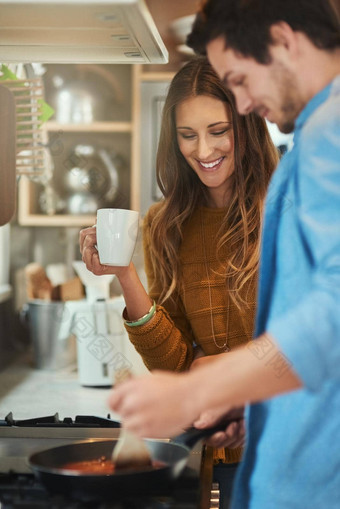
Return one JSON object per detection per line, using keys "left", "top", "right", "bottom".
{"left": 148, "top": 57, "right": 278, "bottom": 309}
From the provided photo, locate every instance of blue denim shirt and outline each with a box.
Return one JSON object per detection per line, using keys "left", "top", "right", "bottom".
{"left": 232, "top": 76, "right": 340, "bottom": 509}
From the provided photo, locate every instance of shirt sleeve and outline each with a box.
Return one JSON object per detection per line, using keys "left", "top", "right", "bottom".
{"left": 267, "top": 107, "right": 340, "bottom": 390}
{"left": 124, "top": 205, "right": 195, "bottom": 372}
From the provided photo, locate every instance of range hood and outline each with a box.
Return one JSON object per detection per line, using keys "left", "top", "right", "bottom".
{"left": 0, "top": 0, "right": 168, "bottom": 64}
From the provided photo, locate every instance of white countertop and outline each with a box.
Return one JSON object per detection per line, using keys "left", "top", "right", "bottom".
{"left": 0, "top": 353, "right": 121, "bottom": 422}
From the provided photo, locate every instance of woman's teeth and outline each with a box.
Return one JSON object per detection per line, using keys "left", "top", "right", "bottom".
{"left": 199, "top": 157, "right": 223, "bottom": 169}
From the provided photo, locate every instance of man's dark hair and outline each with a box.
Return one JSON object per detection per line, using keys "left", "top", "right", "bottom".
{"left": 187, "top": 0, "right": 340, "bottom": 63}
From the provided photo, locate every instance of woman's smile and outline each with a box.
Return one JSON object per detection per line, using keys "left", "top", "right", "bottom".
{"left": 198, "top": 156, "right": 225, "bottom": 171}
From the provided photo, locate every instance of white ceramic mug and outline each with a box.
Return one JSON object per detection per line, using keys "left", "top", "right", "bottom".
{"left": 96, "top": 208, "right": 139, "bottom": 266}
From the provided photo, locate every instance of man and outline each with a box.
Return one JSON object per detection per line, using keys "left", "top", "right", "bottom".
{"left": 109, "top": 1, "right": 340, "bottom": 507}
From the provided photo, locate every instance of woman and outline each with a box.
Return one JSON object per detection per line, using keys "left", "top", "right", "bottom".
{"left": 80, "top": 57, "right": 278, "bottom": 508}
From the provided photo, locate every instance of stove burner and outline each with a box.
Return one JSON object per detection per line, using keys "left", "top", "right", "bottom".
{"left": 0, "top": 412, "right": 120, "bottom": 428}
{"left": 0, "top": 472, "right": 198, "bottom": 509}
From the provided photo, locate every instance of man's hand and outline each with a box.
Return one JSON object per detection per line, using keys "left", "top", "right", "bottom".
{"left": 108, "top": 371, "right": 200, "bottom": 438}
{"left": 194, "top": 407, "right": 245, "bottom": 449}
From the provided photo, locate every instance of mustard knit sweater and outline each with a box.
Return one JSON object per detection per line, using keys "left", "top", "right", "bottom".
{"left": 125, "top": 202, "right": 257, "bottom": 464}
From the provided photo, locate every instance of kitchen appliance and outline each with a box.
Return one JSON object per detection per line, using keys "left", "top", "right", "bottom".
{"left": 0, "top": 0, "right": 168, "bottom": 64}
{"left": 0, "top": 412, "right": 215, "bottom": 508}
{"left": 70, "top": 297, "right": 134, "bottom": 387}
{"left": 63, "top": 262, "right": 147, "bottom": 386}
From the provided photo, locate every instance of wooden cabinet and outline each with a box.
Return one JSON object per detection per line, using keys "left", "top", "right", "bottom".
{"left": 18, "top": 64, "right": 138, "bottom": 226}
{"left": 17, "top": 65, "right": 176, "bottom": 226}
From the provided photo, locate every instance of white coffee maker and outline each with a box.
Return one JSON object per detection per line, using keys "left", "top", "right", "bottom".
{"left": 64, "top": 261, "right": 147, "bottom": 387}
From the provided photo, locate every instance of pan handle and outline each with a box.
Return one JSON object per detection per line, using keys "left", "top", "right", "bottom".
{"left": 173, "top": 417, "right": 243, "bottom": 449}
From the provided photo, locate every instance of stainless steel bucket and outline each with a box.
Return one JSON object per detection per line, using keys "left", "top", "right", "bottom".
{"left": 26, "top": 300, "right": 75, "bottom": 370}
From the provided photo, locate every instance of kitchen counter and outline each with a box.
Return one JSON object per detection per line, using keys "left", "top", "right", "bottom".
{"left": 0, "top": 351, "right": 120, "bottom": 421}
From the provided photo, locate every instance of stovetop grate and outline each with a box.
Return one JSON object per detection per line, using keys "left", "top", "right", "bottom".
{"left": 0, "top": 412, "right": 120, "bottom": 428}
{"left": 0, "top": 472, "right": 199, "bottom": 509}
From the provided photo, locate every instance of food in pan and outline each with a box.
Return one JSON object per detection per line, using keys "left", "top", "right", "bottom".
{"left": 62, "top": 457, "right": 115, "bottom": 474}
{"left": 61, "top": 456, "right": 165, "bottom": 474}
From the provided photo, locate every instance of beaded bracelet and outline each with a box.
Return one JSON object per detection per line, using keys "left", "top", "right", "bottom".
{"left": 124, "top": 300, "right": 156, "bottom": 327}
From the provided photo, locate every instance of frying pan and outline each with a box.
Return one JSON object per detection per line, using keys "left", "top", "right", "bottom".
{"left": 28, "top": 420, "right": 239, "bottom": 500}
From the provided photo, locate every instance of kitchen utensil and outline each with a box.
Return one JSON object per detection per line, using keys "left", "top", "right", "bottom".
{"left": 39, "top": 182, "right": 66, "bottom": 216}
{"left": 112, "top": 370, "right": 152, "bottom": 469}
{"left": 49, "top": 65, "right": 124, "bottom": 124}
{"left": 28, "top": 421, "right": 236, "bottom": 500}
{"left": 64, "top": 146, "right": 108, "bottom": 194}
{"left": 66, "top": 192, "right": 99, "bottom": 215}
{"left": 63, "top": 145, "right": 120, "bottom": 214}
{"left": 0, "top": 65, "right": 54, "bottom": 179}
{"left": 112, "top": 429, "right": 152, "bottom": 468}
{"left": 0, "top": 84, "right": 16, "bottom": 226}
{"left": 24, "top": 299, "right": 76, "bottom": 370}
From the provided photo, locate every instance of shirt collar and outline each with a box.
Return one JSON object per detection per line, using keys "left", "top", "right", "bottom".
{"left": 294, "top": 76, "right": 339, "bottom": 132}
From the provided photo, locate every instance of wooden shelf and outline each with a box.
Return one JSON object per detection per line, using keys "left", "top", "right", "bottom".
{"left": 17, "top": 178, "right": 95, "bottom": 226}
{"left": 18, "top": 212, "right": 95, "bottom": 227}
{"left": 46, "top": 121, "right": 133, "bottom": 133}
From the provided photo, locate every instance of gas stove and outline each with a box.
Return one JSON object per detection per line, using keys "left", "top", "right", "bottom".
{"left": 0, "top": 413, "right": 214, "bottom": 509}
